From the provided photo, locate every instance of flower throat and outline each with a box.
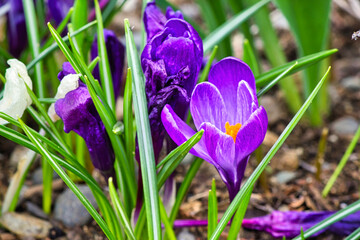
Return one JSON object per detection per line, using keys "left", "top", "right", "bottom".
{"left": 225, "top": 122, "right": 242, "bottom": 142}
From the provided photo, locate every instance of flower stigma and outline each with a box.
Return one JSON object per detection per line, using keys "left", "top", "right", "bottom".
{"left": 225, "top": 122, "right": 242, "bottom": 142}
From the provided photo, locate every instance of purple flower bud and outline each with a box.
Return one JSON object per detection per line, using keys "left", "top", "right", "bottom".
{"left": 7, "top": 0, "right": 27, "bottom": 58}
{"left": 90, "top": 29, "right": 125, "bottom": 99}
{"left": 242, "top": 210, "right": 360, "bottom": 238}
{"left": 55, "top": 63, "right": 115, "bottom": 178}
{"left": 162, "top": 57, "right": 268, "bottom": 201}
{"left": 47, "top": 0, "right": 74, "bottom": 26}
{"left": 141, "top": 3, "right": 203, "bottom": 161}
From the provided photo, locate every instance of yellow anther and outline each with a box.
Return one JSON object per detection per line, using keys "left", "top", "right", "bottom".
{"left": 225, "top": 122, "right": 242, "bottom": 142}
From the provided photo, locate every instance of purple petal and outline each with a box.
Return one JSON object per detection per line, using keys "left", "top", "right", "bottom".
{"left": 165, "top": 6, "right": 184, "bottom": 19}
{"left": 242, "top": 210, "right": 360, "bottom": 238}
{"left": 208, "top": 57, "right": 256, "bottom": 118}
{"left": 58, "top": 62, "right": 76, "bottom": 81}
{"left": 7, "top": 0, "right": 27, "bottom": 58}
{"left": 90, "top": 29, "right": 125, "bottom": 99}
{"left": 143, "top": 2, "right": 167, "bottom": 41}
{"left": 161, "top": 104, "right": 211, "bottom": 162}
{"left": 235, "top": 106, "right": 268, "bottom": 162}
{"left": 236, "top": 80, "right": 258, "bottom": 125}
{"left": 55, "top": 85, "right": 114, "bottom": 174}
{"left": 48, "top": 0, "right": 74, "bottom": 25}
{"left": 190, "top": 82, "right": 228, "bottom": 132}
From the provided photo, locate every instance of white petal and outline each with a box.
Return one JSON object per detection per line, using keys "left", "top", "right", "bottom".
{"left": 0, "top": 59, "right": 33, "bottom": 125}
{"left": 48, "top": 74, "right": 80, "bottom": 121}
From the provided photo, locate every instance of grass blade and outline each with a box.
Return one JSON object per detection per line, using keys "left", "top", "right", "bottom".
{"left": 109, "top": 177, "right": 135, "bottom": 240}
{"left": 18, "top": 119, "right": 115, "bottom": 240}
{"left": 159, "top": 198, "right": 177, "bottom": 240}
{"left": 208, "top": 179, "right": 218, "bottom": 239}
{"left": 124, "top": 19, "right": 161, "bottom": 240}
{"left": 210, "top": 67, "right": 331, "bottom": 239}
{"left": 322, "top": 125, "right": 360, "bottom": 197}
{"left": 198, "top": 46, "right": 218, "bottom": 84}
{"left": 345, "top": 227, "right": 360, "bottom": 240}
{"left": 95, "top": 0, "right": 115, "bottom": 112}
{"left": 203, "top": 0, "right": 270, "bottom": 53}
{"left": 124, "top": 68, "right": 135, "bottom": 173}
{"left": 255, "top": 49, "right": 337, "bottom": 87}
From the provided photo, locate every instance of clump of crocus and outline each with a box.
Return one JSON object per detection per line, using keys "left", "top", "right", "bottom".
{"left": 91, "top": 29, "right": 125, "bottom": 99}
{"left": 0, "top": 59, "right": 32, "bottom": 124}
{"left": 141, "top": 1, "right": 203, "bottom": 161}
{"left": 162, "top": 57, "right": 268, "bottom": 200}
{"left": 242, "top": 210, "right": 360, "bottom": 238}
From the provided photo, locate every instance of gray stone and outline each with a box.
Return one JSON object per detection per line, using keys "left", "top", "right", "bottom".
{"left": 177, "top": 229, "right": 196, "bottom": 240}
{"left": 331, "top": 116, "right": 359, "bottom": 136}
{"left": 54, "top": 185, "right": 97, "bottom": 227}
{"left": 260, "top": 96, "right": 283, "bottom": 125}
{"left": 32, "top": 168, "right": 59, "bottom": 185}
{"left": 274, "top": 171, "right": 297, "bottom": 184}
{"left": 341, "top": 76, "right": 360, "bottom": 91}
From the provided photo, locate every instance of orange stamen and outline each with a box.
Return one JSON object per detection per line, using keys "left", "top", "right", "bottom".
{"left": 225, "top": 122, "right": 242, "bottom": 142}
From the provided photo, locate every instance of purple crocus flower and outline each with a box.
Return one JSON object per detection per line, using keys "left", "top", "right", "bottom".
{"left": 161, "top": 57, "right": 268, "bottom": 201}
{"left": 7, "top": 0, "right": 27, "bottom": 58}
{"left": 47, "top": 0, "right": 74, "bottom": 26}
{"left": 54, "top": 63, "right": 115, "bottom": 178}
{"left": 143, "top": 1, "right": 184, "bottom": 41}
{"left": 91, "top": 29, "right": 125, "bottom": 99}
{"left": 242, "top": 210, "right": 360, "bottom": 238}
{"left": 141, "top": 2, "right": 203, "bottom": 161}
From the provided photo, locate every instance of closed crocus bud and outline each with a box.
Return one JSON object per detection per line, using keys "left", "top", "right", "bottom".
{"left": 141, "top": 5, "right": 203, "bottom": 161}
{"left": 90, "top": 29, "right": 125, "bottom": 99}
{"left": 7, "top": 0, "right": 27, "bottom": 58}
{"left": 0, "top": 59, "right": 32, "bottom": 124}
{"left": 242, "top": 210, "right": 360, "bottom": 238}
{"left": 54, "top": 63, "right": 115, "bottom": 179}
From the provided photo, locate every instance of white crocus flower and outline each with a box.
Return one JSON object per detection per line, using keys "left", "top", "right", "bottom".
{"left": 0, "top": 59, "right": 33, "bottom": 125}
{"left": 48, "top": 74, "right": 80, "bottom": 121}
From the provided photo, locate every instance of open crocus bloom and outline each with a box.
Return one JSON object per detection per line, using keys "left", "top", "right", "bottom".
{"left": 161, "top": 57, "right": 268, "bottom": 200}
{"left": 0, "top": 59, "right": 32, "bottom": 124}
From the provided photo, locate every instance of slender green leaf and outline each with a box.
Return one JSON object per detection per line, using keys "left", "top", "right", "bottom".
{"left": 257, "top": 62, "right": 298, "bottom": 98}
{"left": 71, "top": 0, "right": 88, "bottom": 52}
{"left": 255, "top": 49, "right": 337, "bottom": 87}
{"left": 198, "top": 46, "right": 218, "bottom": 84}
{"left": 322, "top": 125, "right": 360, "bottom": 197}
{"left": 124, "top": 68, "right": 135, "bottom": 173}
{"left": 109, "top": 178, "right": 135, "bottom": 240}
{"left": 203, "top": 0, "right": 270, "bottom": 52}
{"left": 19, "top": 119, "right": 115, "bottom": 240}
{"left": 243, "top": 39, "right": 259, "bottom": 76}
{"left": 159, "top": 198, "right": 176, "bottom": 240}
{"left": 210, "top": 67, "right": 331, "bottom": 239}
{"left": 88, "top": 56, "right": 100, "bottom": 72}
{"left": 125, "top": 19, "right": 161, "bottom": 240}
{"left": 208, "top": 179, "right": 218, "bottom": 239}
{"left": 95, "top": 0, "right": 115, "bottom": 112}
{"left": 22, "top": 0, "right": 44, "bottom": 98}
{"left": 345, "top": 227, "right": 360, "bottom": 240}
{"left": 293, "top": 199, "right": 360, "bottom": 239}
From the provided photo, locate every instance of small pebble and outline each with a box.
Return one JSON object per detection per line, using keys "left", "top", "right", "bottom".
{"left": 54, "top": 185, "right": 98, "bottom": 227}
{"left": 341, "top": 76, "right": 360, "bottom": 91}
{"left": 331, "top": 116, "right": 359, "bottom": 136}
{"left": 177, "top": 229, "right": 196, "bottom": 240}
{"left": 31, "top": 168, "right": 59, "bottom": 185}
{"left": 274, "top": 171, "right": 297, "bottom": 184}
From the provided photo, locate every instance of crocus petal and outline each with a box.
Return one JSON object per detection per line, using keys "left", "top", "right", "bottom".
{"left": 190, "top": 82, "right": 228, "bottom": 132}
{"left": 58, "top": 62, "right": 76, "bottom": 81}
{"left": 143, "top": 2, "right": 167, "bottom": 41}
{"left": 47, "top": 0, "right": 74, "bottom": 25}
{"left": 235, "top": 106, "right": 268, "bottom": 163}
{"left": 48, "top": 74, "right": 80, "bottom": 121}
{"left": 161, "top": 104, "right": 210, "bottom": 162}
{"left": 7, "top": 0, "right": 27, "bottom": 58}
{"left": 91, "top": 29, "right": 125, "bottom": 98}
{"left": 55, "top": 86, "right": 114, "bottom": 173}
{"left": 0, "top": 59, "right": 32, "bottom": 124}
{"left": 236, "top": 80, "right": 258, "bottom": 125}
{"left": 208, "top": 57, "right": 256, "bottom": 119}
{"left": 166, "top": 6, "right": 184, "bottom": 19}
{"left": 242, "top": 210, "right": 360, "bottom": 238}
